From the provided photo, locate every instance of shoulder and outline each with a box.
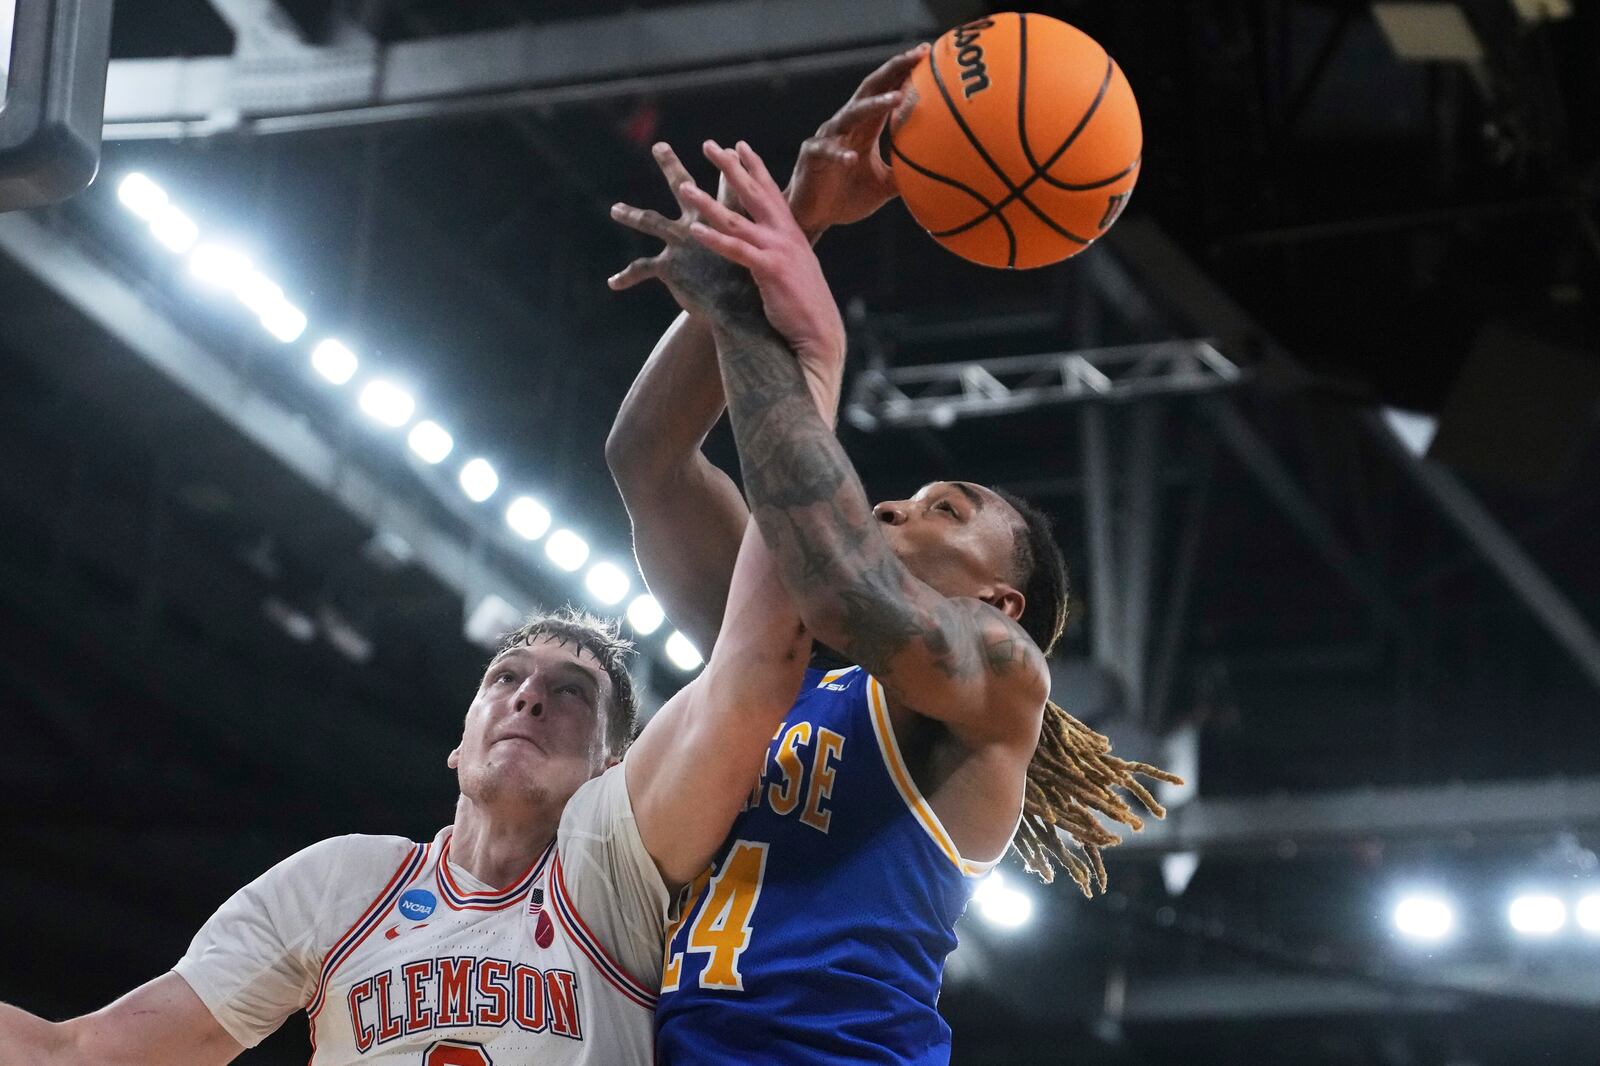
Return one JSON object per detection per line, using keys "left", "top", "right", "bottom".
{"left": 255, "top": 834, "right": 422, "bottom": 896}
{"left": 288, "top": 832, "right": 418, "bottom": 868}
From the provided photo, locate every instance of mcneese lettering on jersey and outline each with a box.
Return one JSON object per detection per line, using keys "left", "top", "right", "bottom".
{"left": 743, "top": 720, "right": 846, "bottom": 832}
{"left": 346, "top": 956, "right": 582, "bottom": 1052}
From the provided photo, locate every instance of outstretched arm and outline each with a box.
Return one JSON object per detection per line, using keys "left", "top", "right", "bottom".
{"left": 1, "top": 974, "right": 243, "bottom": 1066}
{"left": 605, "top": 305, "right": 747, "bottom": 657}
{"left": 623, "top": 518, "right": 811, "bottom": 888}
{"left": 616, "top": 140, "right": 1048, "bottom": 746}
{"left": 614, "top": 146, "right": 848, "bottom": 889}
{"left": 604, "top": 47, "right": 922, "bottom": 654}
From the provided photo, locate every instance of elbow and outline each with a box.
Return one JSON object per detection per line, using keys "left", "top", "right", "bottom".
{"left": 791, "top": 596, "right": 854, "bottom": 657}
{"left": 605, "top": 418, "right": 664, "bottom": 499}
{"left": 604, "top": 416, "right": 645, "bottom": 481}
{"left": 44, "top": 1018, "right": 83, "bottom": 1063}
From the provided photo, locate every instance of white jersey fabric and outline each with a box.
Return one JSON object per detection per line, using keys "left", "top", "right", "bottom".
{"left": 174, "top": 765, "right": 668, "bottom": 1065}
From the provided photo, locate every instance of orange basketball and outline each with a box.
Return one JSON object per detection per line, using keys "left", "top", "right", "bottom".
{"left": 887, "top": 12, "right": 1142, "bottom": 270}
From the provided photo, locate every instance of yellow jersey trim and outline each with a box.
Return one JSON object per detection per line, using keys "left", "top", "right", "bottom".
{"left": 866, "top": 677, "right": 1000, "bottom": 879}
{"left": 817, "top": 665, "right": 861, "bottom": 687}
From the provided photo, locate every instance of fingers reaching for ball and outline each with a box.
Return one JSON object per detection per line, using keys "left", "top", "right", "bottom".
{"left": 853, "top": 43, "right": 929, "bottom": 103}
{"left": 817, "top": 92, "right": 904, "bottom": 144}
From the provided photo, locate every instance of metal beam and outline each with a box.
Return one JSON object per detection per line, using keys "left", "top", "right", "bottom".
{"left": 1110, "top": 775, "right": 1600, "bottom": 857}
{"left": 1104, "top": 216, "right": 1292, "bottom": 369}
{"left": 1079, "top": 403, "right": 1163, "bottom": 712}
{"left": 1081, "top": 405, "right": 1120, "bottom": 674}
{"left": 1118, "top": 404, "right": 1161, "bottom": 712}
{"left": 204, "top": 0, "right": 308, "bottom": 52}
{"left": 1204, "top": 398, "right": 1404, "bottom": 630}
{"left": 1080, "top": 243, "right": 1182, "bottom": 336}
{"left": 0, "top": 214, "right": 666, "bottom": 694}
{"left": 1122, "top": 974, "right": 1464, "bottom": 1022}
{"left": 1106, "top": 216, "right": 1600, "bottom": 695}
{"left": 1146, "top": 440, "right": 1214, "bottom": 727}
{"left": 103, "top": 0, "right": 940, "bottom": 137}
{"left": 1367, "top": 412, "right": 1600, "bottom": 694}
{"left": 1122, "top": 960, "right": 1600, "bottom": 1021}
{"left": 843, "top": 340, "right": 1242, "bottom": 432}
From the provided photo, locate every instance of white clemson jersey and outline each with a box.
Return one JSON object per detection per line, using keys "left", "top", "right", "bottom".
{"left": 174, "top": 765, "right": 667, "bottom": 1065}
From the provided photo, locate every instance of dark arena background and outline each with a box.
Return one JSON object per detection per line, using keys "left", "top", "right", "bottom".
{"left": 2, "top": 2, "right": 1599, "bottom": 1064}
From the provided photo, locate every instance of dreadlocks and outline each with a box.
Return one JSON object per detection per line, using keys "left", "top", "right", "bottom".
{"left": 1013, "top": 700, "right": 1184, "bottom": 896}
{"left": 990, "top": 488, "right": 1184, "bottom": 897}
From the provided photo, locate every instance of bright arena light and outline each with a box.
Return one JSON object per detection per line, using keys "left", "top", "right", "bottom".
{"left": 149, "top": 204, "right": 199, "bottom": 253}
{"left": 1392, "top": 894, "right": 1455, "bottom": 942}
{"left": 973, "top": 870, "right": 1033, "bottom": 929}
{"left": 358, "top": 380, "right": 416, "bottom": 428}
{"left": 189, "top": 243, "right": 253, "bottom": 289}
{"left": 407, "top": 420, "right": 454, "bottom": 465}
{"left": 1576, "top": 893, "right": 1600, "bottom": 934}
{"left": 626, "top": 595, "right": 665, "bottom": 636}
{"left": 664, "top": 630, "right": 704, "bottom": 672}
{"left": 1509, "top": 894, "right": 1566, "bottom": 936}
{"left": 259, "top": 300, "right": 307, "bottom": 343}
{"left": 311, "top": 339, "right": 359, "bottom": 385}
{"left": 234, "top": 269, "right": 285, "bottom": 315}
{"left": 459, "top": 458, "right": 500, "bottom": 503}
{"left": 117, "top": 173, "right": 168, "bottom": 220}
{"left": 585, "top": 562, "right": 631, "bottom": 606}
{"left": 545, "top": 529, "right": 590, "bottom": 572}
{"left": 505, "top": 496, "right": 552, "bottom": 541}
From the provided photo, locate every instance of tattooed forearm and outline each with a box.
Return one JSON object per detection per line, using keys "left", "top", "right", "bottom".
{"left": 710, "top": 318, "right": 1018, "bottom": 698}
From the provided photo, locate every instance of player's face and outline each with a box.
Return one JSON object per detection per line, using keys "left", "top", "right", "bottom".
{"left": 871, "top": 481, "right": 1023, "bottom": 607}
{"left": 449, "top": 636, "right": 614, "bottom": 811}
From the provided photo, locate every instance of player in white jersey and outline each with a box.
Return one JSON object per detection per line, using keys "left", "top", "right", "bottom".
{"left": 173, "top": 746, "right": 662, "bottom": 1065}
{"left": 0, "top": 472, "right": 832, "bottom": 1063}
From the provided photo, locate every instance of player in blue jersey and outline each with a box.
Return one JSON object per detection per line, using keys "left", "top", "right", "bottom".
{"left": 606, "top": 50, "right": 1179, "bottom": 1065}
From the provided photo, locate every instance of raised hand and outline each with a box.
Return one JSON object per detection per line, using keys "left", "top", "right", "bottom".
{"left": 608, "top": 142, "right": 762, "bottom": 328}
{"left": 678, "top": 139, "right": 847, "bottom": 410}
{"left": 785, "top": 43, "right": 929, "bottom": 238}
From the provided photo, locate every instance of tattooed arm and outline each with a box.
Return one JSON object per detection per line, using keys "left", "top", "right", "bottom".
{"left": 604, "top": 52, "right": 923, "bottom": 654}
{"left": 611, "top": 141, "right": 1047, "bottom": 742}
{"left": 711, "top": 312, "right": 1047, "bottom": 741}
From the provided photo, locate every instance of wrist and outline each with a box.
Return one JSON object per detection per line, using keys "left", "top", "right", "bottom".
{"left": 709, "top": 315, "right": 778, "bottom": 350}
{"left": 783, "top": 189, "right": 829, "bottom": 247}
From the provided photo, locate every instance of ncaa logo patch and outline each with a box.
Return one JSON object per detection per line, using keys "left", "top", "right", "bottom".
{"left": 398, "top": 889, "right": 437, "bottom": 922}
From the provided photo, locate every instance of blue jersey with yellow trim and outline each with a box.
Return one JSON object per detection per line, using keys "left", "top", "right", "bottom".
{"left": 654, "top": 664, "right": 993, "bottom": 1064}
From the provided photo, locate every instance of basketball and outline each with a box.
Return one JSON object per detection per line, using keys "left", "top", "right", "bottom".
{"left": 887, "top": 12, "right": 1142, "bottom": 270}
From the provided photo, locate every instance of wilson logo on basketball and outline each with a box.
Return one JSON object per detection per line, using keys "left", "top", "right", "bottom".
{"left": 952, "top": 18, "right": 995, "bottom": 98}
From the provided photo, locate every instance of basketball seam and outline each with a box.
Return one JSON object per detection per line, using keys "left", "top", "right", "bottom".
{"left": 1018, "top": 15, "right": 1119, "bottom": 193}
{"left": 934, "top": 41, "right": 1120, "bottom": 230}
{"left": 888, "top": 139, "right": 1017, "bottom": 267}
{"left": 927, "top": 31, "right": 1094, "bottom": 250}
{"left": 933, "top": 31, "right": 1121, "bottom": 238}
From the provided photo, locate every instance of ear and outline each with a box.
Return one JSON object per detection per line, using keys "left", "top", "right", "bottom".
{"left": 604, "top": 754, "right": 622, "bottom": 770}
{"left": 981, "top": 583, "right": 1026, "bottom": 623}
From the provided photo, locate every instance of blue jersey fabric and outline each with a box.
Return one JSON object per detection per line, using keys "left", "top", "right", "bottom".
{"left": 655, "top": 664, "right": 983, "bottom": 1065}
